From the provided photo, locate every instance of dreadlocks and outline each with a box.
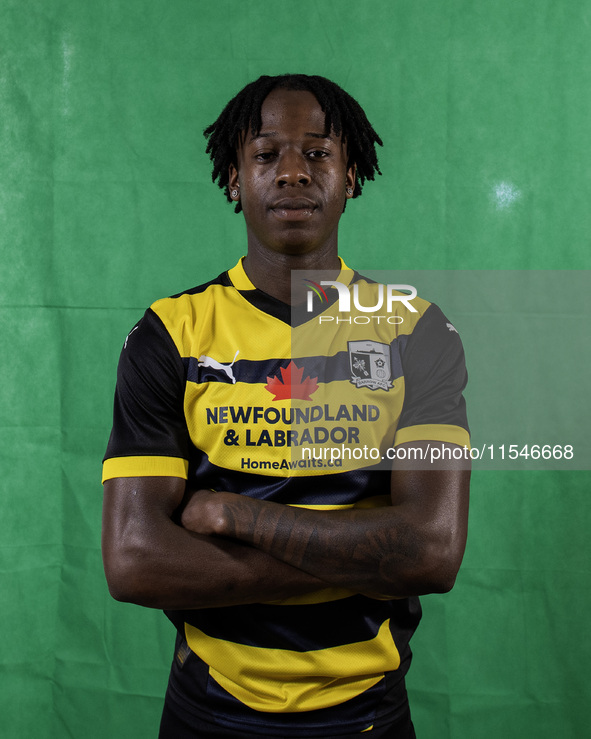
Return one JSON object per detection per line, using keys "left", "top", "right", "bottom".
{"left": 204, "top": 74, "right": 383, "bottom": 213}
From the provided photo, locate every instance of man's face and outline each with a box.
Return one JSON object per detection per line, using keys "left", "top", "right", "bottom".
{"left": 229, "top": 88, "right": 356, "bottom": 256}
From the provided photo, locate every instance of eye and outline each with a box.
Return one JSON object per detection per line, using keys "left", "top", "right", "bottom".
{"left": 254, "top": 151, "right": 276, "bottom": 162}
{"left": 307, "top": 149, "right": 330, "bottom": 159}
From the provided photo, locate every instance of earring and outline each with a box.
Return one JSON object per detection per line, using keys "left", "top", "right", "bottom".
{"left": 231, "top": 189, "right": 239, "bottom": 199}
{"left": 346, "top": 187, "right": 353, "bottom": 196}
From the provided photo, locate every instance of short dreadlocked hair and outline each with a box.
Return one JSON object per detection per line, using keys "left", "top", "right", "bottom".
{"left": 203, "top": 74, "right": 383, "bottom": 213}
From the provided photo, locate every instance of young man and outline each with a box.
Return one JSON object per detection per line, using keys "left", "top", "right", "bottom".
{"left": 102, "top": 74, "right": 470, "bottom": 738}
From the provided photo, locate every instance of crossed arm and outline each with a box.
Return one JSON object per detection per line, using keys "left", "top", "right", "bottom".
{"left": 102, "top": 441, "right": 470, "bottom": 609}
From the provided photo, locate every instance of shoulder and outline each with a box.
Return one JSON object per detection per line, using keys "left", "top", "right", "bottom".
{"left": 401, "top": 301, "right": 465, "bottom": 360}
{"left": 137, "top": 271, "right": 232, "bottom": 357}
{"left": 151, "top": 271, "right": 230, "bottom": 323}
{"left": 349, "top": 271, "right": 450, "bottom": 341}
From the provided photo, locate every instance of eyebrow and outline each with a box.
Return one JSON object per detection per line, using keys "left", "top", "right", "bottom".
{"left": 247, "top": 132, "right": 334, "bottom": 143}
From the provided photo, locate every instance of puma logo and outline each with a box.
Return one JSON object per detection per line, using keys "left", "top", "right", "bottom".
{"left": 123, "top": 325, "right": 139, "bottom": 349}
{"left": 197, "top": 350, "right": 240, "bottom": 384}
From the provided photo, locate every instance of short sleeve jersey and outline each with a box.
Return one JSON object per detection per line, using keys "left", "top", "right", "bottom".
{"left": 103, "top": 258, "right": 469, "bottom": 736}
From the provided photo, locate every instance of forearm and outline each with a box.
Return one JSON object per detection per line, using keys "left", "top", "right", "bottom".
{"left": 116, "top": 529, "right": 328, "bottom": 609}
{"left": 102, "top": 478, "right": 327, "bottom": 610}
{"left": 184, "top": 496, "right": 453, "bottom": 597}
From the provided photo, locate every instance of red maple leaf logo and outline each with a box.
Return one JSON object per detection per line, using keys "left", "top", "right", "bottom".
{"left": 265, "top": 361, "right": 319, "bottom": 401}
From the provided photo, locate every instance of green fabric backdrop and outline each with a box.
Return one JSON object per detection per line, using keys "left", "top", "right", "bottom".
{"left": 1, "top": 1, "right": 589, "bottom": 736}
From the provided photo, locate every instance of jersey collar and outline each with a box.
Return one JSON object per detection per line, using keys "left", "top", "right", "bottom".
{"left": 228, "top": 256, "right": 354, "bottom": 291}
{"left": 227, "top": 257, "right": 354, "bottom": 325}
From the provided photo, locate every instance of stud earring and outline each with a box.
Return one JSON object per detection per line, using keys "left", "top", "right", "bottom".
{"left": 346, "top": 187, "right": 353, "bottom": 196}
{"left": 231, "top": 189, "right": 239, "bottom": 199}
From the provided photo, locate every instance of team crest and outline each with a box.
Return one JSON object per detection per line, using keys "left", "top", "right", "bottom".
{"left": 348, "top": 340, "right": 393, "bottom": 391}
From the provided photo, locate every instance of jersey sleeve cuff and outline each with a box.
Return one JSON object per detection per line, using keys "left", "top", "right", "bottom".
{"left": 393, "top": 424, "right": 470, "bottom": 448}
{"left": 102, "top": 455, "right": 189, "bottom": 483}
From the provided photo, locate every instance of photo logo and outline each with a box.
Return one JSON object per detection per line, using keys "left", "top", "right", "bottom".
{"left": 303, "top": 279, "right": 329, "bottom": 308}
{"left": 305, "top": 280, "right": 418, "bottom": 314}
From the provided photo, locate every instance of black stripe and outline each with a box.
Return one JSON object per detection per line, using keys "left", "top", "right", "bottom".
{"left": 169, "top": 272, "right": 227, "bottom": 299}
{"left": 183, "top": 343, "right": 405, "bottom": 386}
{"left": 182, "top": 595, "right": 417, "bottom": 651}
{"left": 188, "top": 453, "right": 391, "bottom": 506}
{"left": 238, "top": 287, "right": 292, "bottom": 323}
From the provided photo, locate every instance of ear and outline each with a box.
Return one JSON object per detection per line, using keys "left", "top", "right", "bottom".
{"left": 228, "top": 164, "right": 240, "bottom": 200}
{"left": 345, "top": 163, "right": 357, "bottom": 198}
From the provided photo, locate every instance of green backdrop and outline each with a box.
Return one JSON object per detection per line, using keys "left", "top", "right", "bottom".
{"left": 1, "top": 1, "right": 590, "bottom": 737}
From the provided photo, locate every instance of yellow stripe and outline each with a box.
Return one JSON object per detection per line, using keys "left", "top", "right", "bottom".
{"left": 101, "top": 455, "right": 188, "bottom": 482}
{"left": 153, "top": 286, "right": 290, "bottom": 360}
{"left": 289, "top": 503, "right": 356, "bottom": 511}
{"left": 394, "top": 424, "right": 470, "bottom": 448}
{"left": 184, "top": 375, "right": 404, "bottom": 478}
{"left": 186, "top": 618, "right": 399, "bottom": 713}
{"left": 291, "top": 288, "right": 428, "bottom": 350}
{"left": 287, "top": 495, "right": 390, "bottom": 511}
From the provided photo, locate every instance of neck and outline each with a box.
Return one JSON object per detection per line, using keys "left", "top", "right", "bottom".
{"left": 243, "top": 244, "right": 342, "bottom": 305}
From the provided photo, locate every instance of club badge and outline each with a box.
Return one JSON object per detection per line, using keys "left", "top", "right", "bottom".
{"left": 348, "top": 340, "right": 393, "bottom": 391}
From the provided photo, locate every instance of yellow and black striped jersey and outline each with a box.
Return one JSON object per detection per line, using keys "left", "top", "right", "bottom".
{"left": 103, "top": 258, "right": 469, "bottom": 736}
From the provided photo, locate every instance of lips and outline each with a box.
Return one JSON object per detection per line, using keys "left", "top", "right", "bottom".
{"left": 271, "top": 197, "right": 317, "bottom": 211}
{"left": 270, "top": 197, "right": 318, "bottom": 221}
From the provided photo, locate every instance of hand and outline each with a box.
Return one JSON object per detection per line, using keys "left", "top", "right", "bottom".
{"left": 180, "top": 488, "right": 229, "bottom": 536}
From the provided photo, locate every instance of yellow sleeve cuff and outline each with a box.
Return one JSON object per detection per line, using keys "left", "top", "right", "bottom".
{"left": 102, "top": 455, "right": 189, "bottom": 483}
{"left": 394, "top": 424, "right": 470, "bottom": 448}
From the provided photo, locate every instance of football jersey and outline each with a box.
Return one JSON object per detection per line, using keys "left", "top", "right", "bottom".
{"left": 103, "top": 258, "right": 470, "bottom": 736}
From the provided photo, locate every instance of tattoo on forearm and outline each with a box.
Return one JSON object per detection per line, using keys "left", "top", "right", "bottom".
{"left": 219, "top": 496, "right": 422, "bottom": 590}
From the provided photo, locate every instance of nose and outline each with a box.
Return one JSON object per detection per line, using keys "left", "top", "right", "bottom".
{"left": 275, "top": 150, "right": 311, "bottom": 187}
